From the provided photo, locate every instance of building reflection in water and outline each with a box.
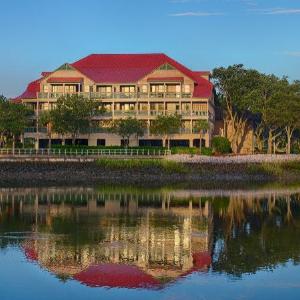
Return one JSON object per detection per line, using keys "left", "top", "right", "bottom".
{"left": 0, "top": 187, "right": 213, "bottom": 289}
{"left": 0, "top": 187, "right": 300, "bottom": 289}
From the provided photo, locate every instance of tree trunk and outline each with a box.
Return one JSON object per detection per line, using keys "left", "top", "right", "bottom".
{"left": 49, "top": 135, "right": 52, "bottom": 149}
{"left": 199, "top": 132, "right": 202, "bottom": 154}
{"left": 286, "top": 126, "right": 292, "bottom": 155}
{"left": 12, "top": 134, "right": 15, "bottom": 155}
{"left": 267, "top": 131, "right": 273, "bottom": 154}
{"left": 72, "top": 134, "right": 76, "bottom": 146}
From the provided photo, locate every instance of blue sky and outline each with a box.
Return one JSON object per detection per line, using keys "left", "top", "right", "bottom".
{"left": 0, "top": 0, "right": 299, "bottom": 97}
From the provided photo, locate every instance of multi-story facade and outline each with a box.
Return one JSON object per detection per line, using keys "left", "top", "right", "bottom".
{"left": 15, "top": 54, "right": 215, "bottom": 148}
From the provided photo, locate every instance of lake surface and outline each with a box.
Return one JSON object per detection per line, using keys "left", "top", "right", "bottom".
{"left": 1, "top": 186, "right": 300, "bottom": 300}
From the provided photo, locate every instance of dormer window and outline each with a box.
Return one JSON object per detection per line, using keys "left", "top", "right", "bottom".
{"left": 158, "top": 63, "right": 175, "bottom": 71}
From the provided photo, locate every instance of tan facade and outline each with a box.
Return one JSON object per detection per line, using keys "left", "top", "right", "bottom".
{"left": 21, "top": 61, "right": 215, "bottom": 148}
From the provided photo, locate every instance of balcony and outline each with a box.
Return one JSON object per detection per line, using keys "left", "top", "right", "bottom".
{"left": 114, "top": 110, "right": 137, "bottom": 117}
{"left": 37, "top": 91, "right": 193, "bottom": 100}
{"left": 25, "top": 127, "right": 48, "bottom": 133}
{"left": 89, "top": 109, "right": 208, "bottom": 120}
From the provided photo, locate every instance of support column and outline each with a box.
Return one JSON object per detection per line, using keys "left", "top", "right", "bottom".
{"left": 35, "top": 100, "right": 40, "bottom": 150}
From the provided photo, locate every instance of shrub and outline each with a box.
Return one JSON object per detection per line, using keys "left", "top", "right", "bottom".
{"left": 292, "top": 143, "right": 300, "bottom": 154}
{"left": 171, "top": 147, "right": 213, "bottom": 156}
{"left": 212, "top": 136, "right": 232, "bottom": 154}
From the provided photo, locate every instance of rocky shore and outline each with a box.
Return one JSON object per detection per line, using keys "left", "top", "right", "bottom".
{"left": 0, "top": 156, "right": 300, "bottom": 187}
{"left": 166, "top": 154, "right": 300, "bottom": 164}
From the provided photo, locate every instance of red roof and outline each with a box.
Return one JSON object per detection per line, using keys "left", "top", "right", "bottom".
{"left": 193, "top": 72, "right": 214, "bottom": 98}
{"left": 71, "top": 53, "right": 199, "bottom": 83}
{"left": 41, "top": 72, "right": 52, "bottom": 77}
{"left": 194, "top": 71, "right": 211, "bottom": 77}
{"left": 14, "top": 54, "right": 213, "bottom": 100}
{"left": 147, "top": 77, "right": 184, "bottom": 82}
{"left": 47, "top": 77, "right": 83, "bottom": 83}
{"left": 13, "top": 78, "right": 42, "bottom": 101}
{"left": 73, "top": 264, "right": 161, "bottom": 289}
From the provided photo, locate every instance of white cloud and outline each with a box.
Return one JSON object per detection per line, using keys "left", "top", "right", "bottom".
{"left": 169, "top": 11, "right": 225, "bottom": 17}
{"left": 284, "top": 51, "right": 300, "bottom": 57}
{"left": 252, "top": 8, "right": 300, "bottom": 15}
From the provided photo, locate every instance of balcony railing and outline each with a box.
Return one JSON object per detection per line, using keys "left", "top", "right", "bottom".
{"left": 37, "top": 92, "right": 193, "bottom": 100}
{"left": 24, "top": 127, "right": 48, "bottom": 133}
{"left": 0, "top": 148, "right": 171, "bottom": 157}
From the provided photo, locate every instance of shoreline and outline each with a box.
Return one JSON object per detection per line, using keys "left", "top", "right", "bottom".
{"left": 1, "top": 158, "right": 300, "bottom": 187}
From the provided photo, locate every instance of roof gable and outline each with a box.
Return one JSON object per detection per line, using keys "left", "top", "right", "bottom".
{"left": 71, "top": 54, "right": 198, "bottom": 83}
{"left": 56, "top": 63, "right": 76, "bottom": 71}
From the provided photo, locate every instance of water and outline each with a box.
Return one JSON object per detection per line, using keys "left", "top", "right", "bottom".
{"left": 1, "top": 186, "right": 300, "bottom": 300}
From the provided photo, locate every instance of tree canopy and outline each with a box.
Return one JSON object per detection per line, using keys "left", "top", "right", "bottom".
{"left": 49, "top": 94, "right": 96, "bottom": 145}
{"left": 111, "top": 118, "right": 145, "bottom": 147}
{"left": 150, "top": 115, "right": 181, "bottom": 149}
{"left": 0, "top": 96, "right": 32, "bottom": 149}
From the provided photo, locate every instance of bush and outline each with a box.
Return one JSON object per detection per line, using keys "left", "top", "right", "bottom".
{"left": 212, "top": 136, "right": 232, "bottom": 154}
{"left": 292, "top": 143, "right": 300, "bottom": 154}
{"left": 171, "top": 147, "right": 212, "bottom": 156}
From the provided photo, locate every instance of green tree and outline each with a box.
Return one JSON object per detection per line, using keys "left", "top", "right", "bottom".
{"left": 150, "top": 115, "right": 181, "bottom": 150}
{"left": 50, "top": 94, "right": 96, "bottom": 145}
{"left": 212, "top": 65, "right": 262, "bottom": 154}
{"left": 39, "top": 111, "right": 53, "bottom": 149}
{"left": 268, "top": 84, "right": 300, "bottom": 154}
{"left": 193, "top": 120, "right": 210, "bottom": 154}
{"left": 111, "top": 117, "right": 145, "bottom": 147}
{"left": 0, "top": 97, "right": 31, "bottom": 151}
{"left": 245, "top": 73, "right": 289, "bottom": 154}
{"left": 0, "top": 95, "right": 8, "bottom": 147}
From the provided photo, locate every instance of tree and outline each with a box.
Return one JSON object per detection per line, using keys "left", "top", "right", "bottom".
{"left": 150, "top": 115, "right": 181, "bottom": 150}
{"left": 268, "top": 84, "right": 300, "bottom": 154}
{"left": 50, "top": 94, "right": 96, "bottom": 145}
{"left": 245, "top": 73, "right": 289, "bottom": 154}
{"left": 0, "top": 95, "right": 8, "bottom": 147}
{"left": 0, "top": 97, "right": 31, "bottom": 151}
{"left": 212, "top": 65, "right": 263, "bottom": 154}
{"left": 111, "top": 118, "right": 145, "bottom": 147}
{"left": 39, "top": 111, "right": 53, "bottom": 149}
{"left": 193, "top": 120, "right": 210, "bottom": 154}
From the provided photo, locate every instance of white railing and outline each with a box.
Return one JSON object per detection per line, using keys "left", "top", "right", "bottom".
{"left": 37, "top": 92, "right": 193, "bottom": 100}
{"left": 0, "top": 148, "right": 171, "bottom": 157}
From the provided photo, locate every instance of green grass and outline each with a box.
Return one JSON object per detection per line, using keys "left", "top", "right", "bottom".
{"left": 246, "top": 161, "right": 300, "bottom": 177}
{"left": 96, "top": 158, "right": 188, "bottom": 174}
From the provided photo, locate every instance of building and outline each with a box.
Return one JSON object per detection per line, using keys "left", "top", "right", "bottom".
{"left": 15, "top": 54, "right": 215, "bottom": 148}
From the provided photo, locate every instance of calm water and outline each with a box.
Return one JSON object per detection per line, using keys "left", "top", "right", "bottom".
{"left": 1, "top": 186, "right": 300, "bottom": 300}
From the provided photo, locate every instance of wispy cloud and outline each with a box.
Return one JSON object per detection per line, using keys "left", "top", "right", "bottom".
{"left": 284, "top": 51, "right": 300, "bottom": 57}
{"left": 169, "top": 0, "right": 192, "bottom": 3}
{"left": 251, "top": 8, "right": 300, "bottom": 15}
{"left": 169, "top": 11, "right": 225, "bottom": 17}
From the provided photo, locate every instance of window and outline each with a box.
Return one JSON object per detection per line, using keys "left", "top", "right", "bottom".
{"left": 184, "top": 85, "right": 191, "bottom": 93}
{"left": 64, "top": 85, "right": 77, "bottom": 93}
{"left": 121, "top": 86, "right": 135, "bottom": 93}
{"left": 52, "top": 85, "right": 63, "bottom": 93}
{"left": 142, "top": 85, "right": 148, "bottom": 93}
{"left": 98, "top": 86, "right": 112, "bottom": 94}
{"left": 158, "top": 63, "right": 175, "bottom": 70}
{"left": 43, "top": 85, "right": 49, "bottom": 93}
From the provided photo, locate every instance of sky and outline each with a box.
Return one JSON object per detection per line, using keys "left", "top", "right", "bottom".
{"left": 0, "top": 0, "right": 300, "bottom": 98}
